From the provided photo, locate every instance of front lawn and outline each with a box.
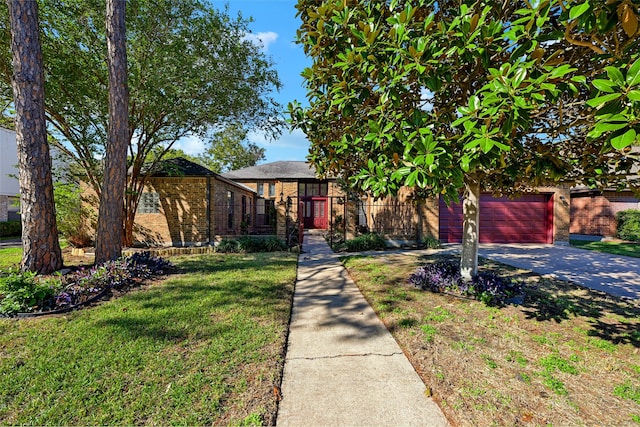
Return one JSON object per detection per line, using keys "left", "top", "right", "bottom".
{"left": 570, "top": 239, "right": 640, "bottom": 258}
{"left": 0, "top": 247, "right": 21, "bottom": 269}
{"left": 0, "top": 252, "right": 297, "bottom": 425}
{"left": 343, "top": 253, "right": 640, "bottom": 427}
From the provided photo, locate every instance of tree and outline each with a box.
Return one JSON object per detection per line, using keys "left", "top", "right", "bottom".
{"left": 290, "top": 0, "right": 639, "bottom": 280}
{"left": 198, "top": 123, "right": 266, "bottom": 173}
{"left": 95, "top": 0, "right": 129, "bottom": 264}
{"left": 0, "top": 0, "right": 282, "bottom": 247}
{"left": 6, "top": 0, "right": 62, "bottom": 274}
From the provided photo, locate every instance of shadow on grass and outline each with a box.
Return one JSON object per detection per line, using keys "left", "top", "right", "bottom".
{"left": 407, "top": 253, "right": 640, "bottom": 348}
{"left": 92, "top": 253, "right": 296, "bottom": 344}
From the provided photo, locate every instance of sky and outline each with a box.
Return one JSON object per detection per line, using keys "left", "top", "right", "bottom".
{"left": 175, "top": 0, "right": 312, "bottom": 164}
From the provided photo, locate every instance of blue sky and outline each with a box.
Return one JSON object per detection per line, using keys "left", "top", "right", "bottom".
{"left": 176, "top": 0, "right": 312, "bottom": 164}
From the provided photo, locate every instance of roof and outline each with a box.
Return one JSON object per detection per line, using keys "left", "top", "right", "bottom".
{"left": 150, "top": 157, "right": 256, "bottom": 193}
{"left": 151, "top": 157, "right": 215, "bottom": 177}
{"left": 221, "top": 161, "right": 324, "bottom": 180}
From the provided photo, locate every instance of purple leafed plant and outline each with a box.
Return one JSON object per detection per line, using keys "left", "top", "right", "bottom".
{"left": 408, "top": 262, "right": 524, "bottom": 306}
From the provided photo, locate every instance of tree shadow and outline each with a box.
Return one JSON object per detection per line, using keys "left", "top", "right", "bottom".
{"left": 410, "top": 253, "right": 640, "bottom": 347}
{"left": 92, "top": 254, "right": 295, "bottom": 343}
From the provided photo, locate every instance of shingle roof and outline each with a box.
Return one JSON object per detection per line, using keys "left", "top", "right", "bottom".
{"left": 151, "top": 157, "right": 214, "bottom": 177}
{"left": 221, "top": 161, "right": 323, "bottom": 180}
{"left": 150, "top": 157, "right": 256, "bottom": 193}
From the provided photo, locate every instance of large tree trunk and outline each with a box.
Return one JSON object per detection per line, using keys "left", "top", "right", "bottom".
{"left": 7, "top": 0, "right": 63, "bottom": 274}
{"left": 460, "top": 174, "right": 480, "bottom": 282}
{"left": 95, "top": 0, "right": 129, "bottom": 264}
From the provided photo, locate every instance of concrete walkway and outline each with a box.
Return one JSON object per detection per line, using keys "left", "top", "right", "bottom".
{"left": 477, "top": 244, "right": 640, "bottom": 300}
{"left": 276, "top": 232, "right": 448, "bottom": 426}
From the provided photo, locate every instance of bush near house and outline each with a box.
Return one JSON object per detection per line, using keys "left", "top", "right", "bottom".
{"left": 344, "top": 232, "right": 387, "bottom": 252}
{"left": 0, "top": 220, "right": 20, "bottom": 238}
{"left": 616, "top": 209, "right": 640, "bottom": 242}
{"left": 0, "top": 252, "right": 171, "bottom": 316}
{"left": 216, "top": 236, "right": 287, "bottom": 253}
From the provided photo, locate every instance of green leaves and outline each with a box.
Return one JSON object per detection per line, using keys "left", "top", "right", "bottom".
{"left": 569, "top": 2, "right": 591, "bottom": 20}
{"left": 627, "top": 58, "right": 640, "bottom": 87}
{"left": 586, "top": 58, "right": 640, "bottom": 150}
{"left": 611, "top": 129, "right": 637, "bottom": 150}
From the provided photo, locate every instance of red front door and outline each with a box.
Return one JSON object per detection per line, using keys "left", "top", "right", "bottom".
{"left": 302, "top": 197, "right": 327, "bottom": 229}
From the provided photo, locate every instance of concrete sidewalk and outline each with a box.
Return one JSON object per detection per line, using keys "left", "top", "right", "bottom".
{"left": 276, "top": 232, "right": 448, "bottom": 426}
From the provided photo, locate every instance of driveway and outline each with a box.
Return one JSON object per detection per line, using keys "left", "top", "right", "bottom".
{"left": 477, "top": 244, "right": 640, "bottom": 300}
{"left": 0, "top": 238, "right": 20, "bottom": 248}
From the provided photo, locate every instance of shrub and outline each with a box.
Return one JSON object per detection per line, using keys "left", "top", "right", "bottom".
{"left": 408, "top": 262, "right": 524, "bottom": 306}
{"left": 54, "top": 182, "right": 93, "bottom": 247}
{"left": 0, "top": 252, "right": 172, "bottom": 316}
{"left": 237, "top": 236, "right": 287, "bottom": 252}
{"left": 345, "top": 233, "right": 387, "bottom": 252}
{"left": 422, "top": 237, "right": 442, "bottom": 249}
{"left": 0, "top": 220, "right": 21, "bottom": 238}
{"left": 216, "top": 239, "right": 240, "bottom": 253}
{"left": 616, "top": 209, "right": 640, "bottom": 242}
{"left": 0, "top": 271, "right": 61, "bottom": 315}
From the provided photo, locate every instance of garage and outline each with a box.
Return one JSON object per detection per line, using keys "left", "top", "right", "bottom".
{"left": 439, "top": 194, "right": 554, "bottom": 243}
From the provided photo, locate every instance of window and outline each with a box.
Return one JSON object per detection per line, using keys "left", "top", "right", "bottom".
{"left": 138, "top": 192, "right": 159, "bottom": 214}
{"left": 299, "top": 182, "right": 328, "bottom": 197}
{"left": 269, "top": 182, "right": 276, "bottom": 197}
{"left": 257, "top": 182, "right": 264, "bottom": 197}
{"left": 227, "top": 191, "right": 234, "bottom": 229}
{"left": 241, "top": 195, "right": 247, "bottom": 218}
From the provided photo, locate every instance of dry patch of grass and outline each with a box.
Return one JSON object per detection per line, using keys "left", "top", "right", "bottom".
{"left": 342, "top": 253, "right": 640, "bottom": 427}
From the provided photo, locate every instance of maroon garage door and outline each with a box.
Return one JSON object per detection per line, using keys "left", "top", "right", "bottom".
{"left": 439, "top": 194, "right": 554, "bottom": 243}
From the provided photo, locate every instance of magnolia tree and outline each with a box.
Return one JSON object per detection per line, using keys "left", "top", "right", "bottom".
{"left": 290, "top": 0, "right": 639, "bottom": 280}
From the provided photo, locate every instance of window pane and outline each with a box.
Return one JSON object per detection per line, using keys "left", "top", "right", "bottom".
{"left": 298, "top": 183, "right": 305, "bottom": 196}
{"left": 257, "top": 182, "right": 264, "bottom": 197}
{"left": 269, "top": 182, "right": 276, "bottom": 197}
{"left": 138, "top": 192, "right": 159, "bottom": 214}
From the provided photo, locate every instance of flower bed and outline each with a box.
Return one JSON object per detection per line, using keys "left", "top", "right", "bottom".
{"left": 408, "top": 261, "right": 524, "bottom": 306}
{"left": 0, "top": 252, "right": 172, "bottom": 317}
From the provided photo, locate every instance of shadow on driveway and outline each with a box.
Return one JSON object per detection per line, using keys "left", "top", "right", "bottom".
{"left": 477, "top": 244, "right": 640, "bottom": 300}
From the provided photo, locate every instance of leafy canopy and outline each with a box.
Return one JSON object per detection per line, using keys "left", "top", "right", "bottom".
{"left": 290, "top": 0, "right": 640, "bottom": 200}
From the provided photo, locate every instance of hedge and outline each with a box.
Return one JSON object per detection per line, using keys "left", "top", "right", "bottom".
{"left": 0, "top": 221, "right": 21, "bottom": 238}
{"left": 616, "top": 209, "right": 640, "bottom": 242}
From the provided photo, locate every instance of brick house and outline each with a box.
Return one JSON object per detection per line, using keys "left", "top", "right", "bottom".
{"left": 223, "top": 161, "right": 571, "bottom": 245}
{"left": 133, "top": 158, "right": 256, "bottom": 246}
{"left": 221, "top": 161, "right": 345, "bottom": 242}
{"left": 84, "top": 157, "right": 573, "bottom": 247}
{"left": 570, "top": 188, "right": 640, "bottom": 237}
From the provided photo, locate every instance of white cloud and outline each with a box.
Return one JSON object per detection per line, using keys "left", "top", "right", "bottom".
{"left": 243, "top": 31, "right": 279, "bottom": 51}
{"left": 174, "top": 134, "right": 206, "bottom": 156}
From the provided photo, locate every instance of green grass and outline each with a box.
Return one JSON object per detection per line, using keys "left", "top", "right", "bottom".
{"left": 0, "top": 247, "right": 22, "bottom": 270}
{"left": 570, "top": 239, "right": 640, "bottom": 258}
{"left": 0, "top": 252, "right": 297, "bottom": 425}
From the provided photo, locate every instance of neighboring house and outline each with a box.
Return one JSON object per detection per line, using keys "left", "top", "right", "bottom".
{"left": 132, "top": 158, "right": 256, "bottom": 246}
{"left": 570, "top": 188, "right": 640, "bottom": 237}
{"left": 0, "top": 127, "right": 19, "bottom": 222}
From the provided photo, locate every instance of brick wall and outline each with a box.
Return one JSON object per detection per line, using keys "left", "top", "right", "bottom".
{"left": 361, "top": 187, "right": 438, "bottom": 243}
{"left": 571, "top": 191, "right": 639, "bottom": 236}
{"left": 537, "top": 185, "right": 571, "bottom": 243}
{"left": 135, "top": 176, "right": 256, "bottom": 246}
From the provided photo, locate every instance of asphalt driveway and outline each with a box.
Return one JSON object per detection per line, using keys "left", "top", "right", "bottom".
{"left": 477, "top": 244, "right": 640, "bottom": 300}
